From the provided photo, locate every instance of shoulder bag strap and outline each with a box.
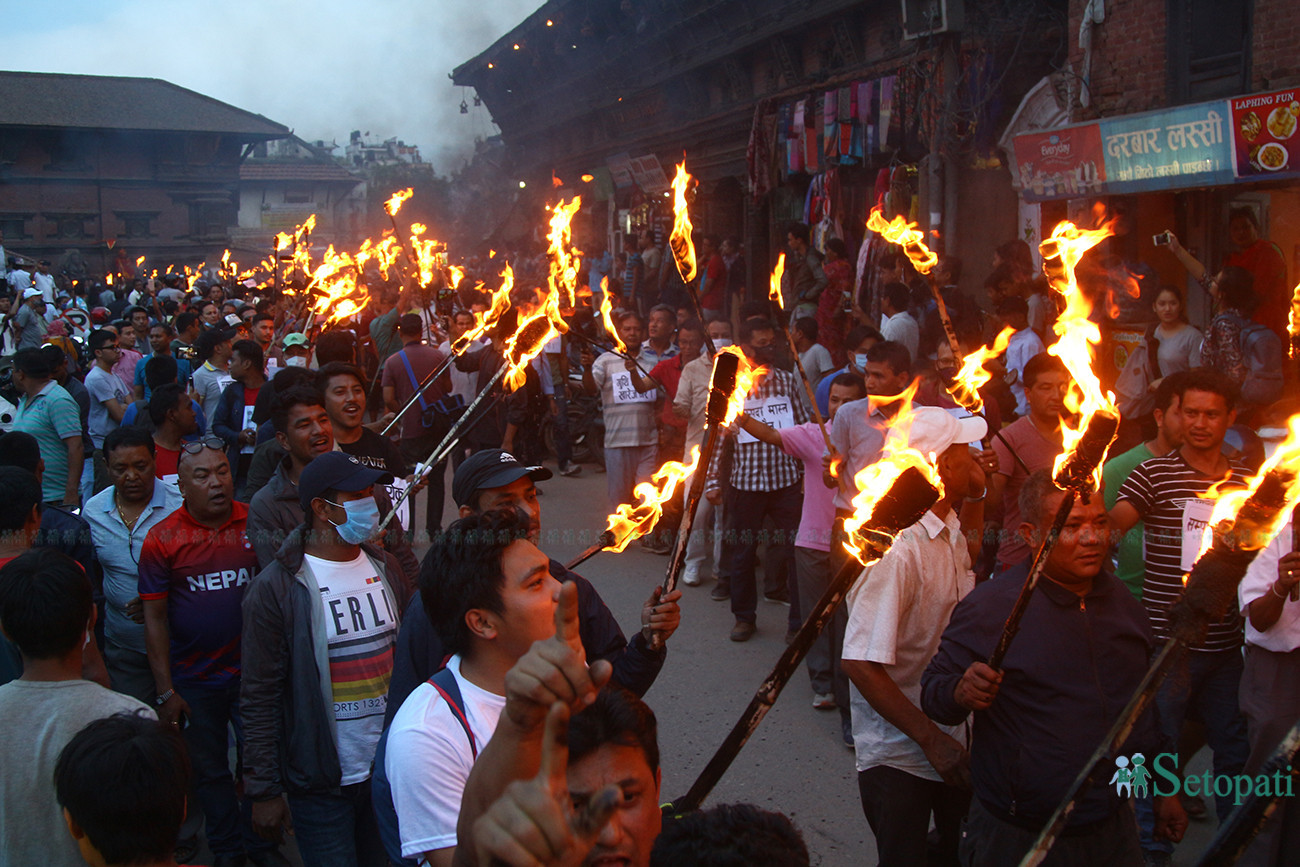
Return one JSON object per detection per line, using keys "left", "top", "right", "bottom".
{"left": 429, "top": 667, "right": 478, "bottom": 760}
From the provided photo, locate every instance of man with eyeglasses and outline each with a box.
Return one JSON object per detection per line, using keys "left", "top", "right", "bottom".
{"left": 138, "top": 439, "right": 284, "bottom": 867}
{"left": 83, "top": 426, "right": 181, "bottom": 704}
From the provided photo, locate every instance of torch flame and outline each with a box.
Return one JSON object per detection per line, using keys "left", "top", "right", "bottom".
{"left": 714, "top": 346, "right": 761, "bottom": 427}
{"left": 1039, "top": 220, "right": 1119, "bottom": 487}
{"left": 1289, "top": 282, "right": 1300, "bottom": 359}
{"left": 135, "top": 255, "right": 145, "bottom": 267}
{"left": 384, "top": 188, "right": 414, "bottom": 217}
{"left": 768, "top": 253, "right": 786, "bottom": 311}
{"left": 669, "top": 162, "right": 697, "bottom": 283}
{"left": 842, "top": 381, "right": 944, "bottom": 565}
{"left": 456, "top": 264, "right": 514, "bottom": 349}
{"left": 947, "top": 326, "right": 1015, "bottom": 415}
{"left": 547, "top": 197, "right": 583, "bottom": 307}
{"left": 599, "top": 277, "right": 627, "bottom": 355}
{"left": 1192, "top": 414, "right": 1300, "bottom": 569}
{"left": 866, "top": 206, "right": 939, "bottom": 275}
{"left": 603, "top": 447, "right": 702, "bottom": 552}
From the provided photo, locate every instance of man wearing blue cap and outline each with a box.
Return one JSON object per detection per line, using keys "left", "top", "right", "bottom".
{"left": 241, "top": 451, "right": 412, "bottom": 865}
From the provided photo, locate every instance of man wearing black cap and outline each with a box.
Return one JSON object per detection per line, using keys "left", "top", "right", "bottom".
{"left": 381, "top": 313, "right": 450, "bottom": 541}
{"left": 242, "top": 451, "right": 411, "bottom": 864}
{"left": 384, "top": 448, "right": 681, "bottom": 719}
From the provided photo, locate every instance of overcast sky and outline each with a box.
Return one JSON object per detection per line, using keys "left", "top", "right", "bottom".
{"left": 3, "top": 0, "right": 538, "bottom": 172}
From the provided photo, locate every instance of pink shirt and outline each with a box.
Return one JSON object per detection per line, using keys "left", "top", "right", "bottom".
{"left": 779, "top": 422, "right": 835, "bottom": 552}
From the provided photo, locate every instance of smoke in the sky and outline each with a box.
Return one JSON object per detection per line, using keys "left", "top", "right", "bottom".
{"left": 3, "top": 0, "right": 538, "bottom": 171}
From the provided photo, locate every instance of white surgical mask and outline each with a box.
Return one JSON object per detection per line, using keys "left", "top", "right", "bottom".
{"left": 286, "top": 356, "right": 308, "bottom": 368}
{"left": 853, "top": 353, "right": 870, "bottom": 371}
{"left": 712, "top": 338, "right": 733, "bottom": 349}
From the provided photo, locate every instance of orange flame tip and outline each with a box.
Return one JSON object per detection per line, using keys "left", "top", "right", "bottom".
{"left": 1289, "top": 282, "right": 1300, "bottom": 358}
{"left": 946, "top": 326, "right": 1014, "bottom": 415}
{"left": 713, "top": 346, "right": 761, "bottom": 427}
{"left": 841, "top": 380, "right": 944, "bottom": 566}
{"left": 547, "top": 198, "right": 583, "bottom": 308}
{"left": 1039, "top": 220, "right": 1119, "bottom": 488}
{"left": 384, "top": 188, "right": 414, "bottom": 217}
{"left": 603, "top": 447, "right": 702, "bottom": 551}
{"left": 866, "top": 206, "right": 939, "bottom": 275}
{"left": 1193, "top": 413, "right": 1300, "bottom": 565}
{"left": 669, "top": 163, "right": 697, "bottom": 283}
{"left": 768, "top": 253, "right": 786, "bottom": 311}
{"left": 599, "top": 277, "right": 627, "bottom": 355}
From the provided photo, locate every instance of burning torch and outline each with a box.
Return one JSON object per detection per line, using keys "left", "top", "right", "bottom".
{"left": 668, "top": 162, "right": 716, "bottom": 357}
{"left": 765, "top": 253, "right": 832, "bottom": 452}
{"left": 667, "top": 445, "right": 942, "bottom": 815}
{"left": 380, "top": 265, "right": 517, "bottom": 437}
{"left": 987, "top": 219, "right": 1121, "bottom": 671}
{"left": 378, "top": 311, "right": 560, "bottom": 535}
{"left": 1021, "top": 418, "right": 1300, "bottom": 866}
{"left": 563, "top": 348, "right": 745, "bottom": 574}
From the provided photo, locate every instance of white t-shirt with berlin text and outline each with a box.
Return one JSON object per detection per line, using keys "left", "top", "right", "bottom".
{"left": 304, "top": 552, "right": 398, "bottom": 785}
{"left": 385, "top": 654, "right": 505, "bottom": 858}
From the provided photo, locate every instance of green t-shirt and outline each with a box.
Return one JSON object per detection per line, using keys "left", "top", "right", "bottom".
{"left": 1102, "top": 442, "right": 1155, "bottom": 600}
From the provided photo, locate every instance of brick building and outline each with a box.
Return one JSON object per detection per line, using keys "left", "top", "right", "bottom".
{"left": 1001, "top": 0, "right": 1300, "bottom": 366}
{"left": 453, "top": 0, "right": 1067, "bottom": 307}
{"left": 0, "top": 71, "right": 288, "bottom": 281}
{"left": 235, "top": 136, "right": 366, "bottom": 256}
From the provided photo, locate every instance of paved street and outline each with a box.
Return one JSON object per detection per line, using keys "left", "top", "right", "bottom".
{"left": 526, "top": 461, "right": 872, "bottom": 865}
{"left": 506, "top": 458, "right": 1223, "bottom": 866}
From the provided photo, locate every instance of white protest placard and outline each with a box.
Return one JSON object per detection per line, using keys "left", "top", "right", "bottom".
{"left": 611, "top": 370, "right": 656, "bottom": 405}
{"left": 385, "top": 478, "right": 411, "bottom": 533}
{"left": 738, "top": 395, "right": 795, "bottom": 444}
{"left": 240, "top": 405, "right": 257, "bottom": 454}
{"left": 1180, "top": 497, "right": 1215, "bottom": 574}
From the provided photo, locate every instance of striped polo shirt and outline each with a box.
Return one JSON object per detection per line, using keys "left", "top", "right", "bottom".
{"left": 1115, "top": 451, "right": 1248, "bottom": 652}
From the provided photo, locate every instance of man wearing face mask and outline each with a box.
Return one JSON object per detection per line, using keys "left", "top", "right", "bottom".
{"left": 705, "top": 317, "right": 809, "bottom": 642}
{"left": 242, "top": 451, "right": 410, "bottom": 863}
{"left": 246, "top": 386, "right": 419, "bottom": 589}
{"left": 814, "top": 324, "right": 882, "bottom": 417}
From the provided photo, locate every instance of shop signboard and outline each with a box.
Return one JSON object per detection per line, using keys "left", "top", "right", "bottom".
{"left": 1098, "top": 101, "right": 1234, "bottom": 193}
{"left": 1229, "top": 87, "right": 1299, "bottom": 179}
{"left": 1012, "top": 124, "right": 1106, "bottom": 203}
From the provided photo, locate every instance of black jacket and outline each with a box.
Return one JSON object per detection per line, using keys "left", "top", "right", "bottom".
{"left": 383, "top": 558, "right": 665, "bottom": 727}
{"left": 921, "top": 564, "right": 1166, "bottom": 828}
{"left": 240, "top": 528, "right": 410, "bottom": 799}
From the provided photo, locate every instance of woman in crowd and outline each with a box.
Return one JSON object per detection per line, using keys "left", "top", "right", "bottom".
{"left": 816, "top": 237, "right": 852, "bottom": 366}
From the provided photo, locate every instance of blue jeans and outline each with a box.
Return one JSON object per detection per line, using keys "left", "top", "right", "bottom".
{"left": 604, "top": 444, "right": 657, "bottom": 513}
{"left": 288, "top": 780, "right": 386, "bottom": 867}
{"left": 178, "top": 681, "right": 268, "bottom": 858}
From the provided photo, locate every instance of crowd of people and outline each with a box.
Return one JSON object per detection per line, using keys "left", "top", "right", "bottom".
{"left": 0, "top": 201, "right": 1295, "bottom": 867}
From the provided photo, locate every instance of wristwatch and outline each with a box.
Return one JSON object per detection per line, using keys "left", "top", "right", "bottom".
{"left": 155, "top": 688, "right": 175, "bottom": 707}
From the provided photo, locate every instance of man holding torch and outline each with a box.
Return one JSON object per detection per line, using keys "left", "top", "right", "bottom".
{"left": 705, "top": 317, "right": 808, "bottom": 642}
{"left": 843, "top": 406, "right": 986, "bottom": 865}
{"left": 921, "top": 470, "right": 1187, "bottom": 863}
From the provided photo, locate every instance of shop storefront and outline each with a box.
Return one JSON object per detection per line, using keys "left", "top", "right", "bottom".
{"left": 1007, "top": 86, "right": 1299, "bottom": 383}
